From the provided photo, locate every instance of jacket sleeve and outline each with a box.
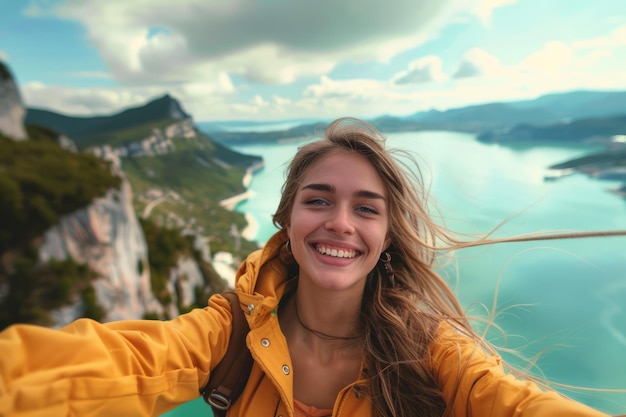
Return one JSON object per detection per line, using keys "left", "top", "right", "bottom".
{"left": 430, "top": 322, "right": 610, "bottom": 417}
{"left": 0, "top": 294, "right": 233, "bottom": 417}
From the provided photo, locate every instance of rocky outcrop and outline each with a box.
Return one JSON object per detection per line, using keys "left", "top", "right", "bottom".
{"left": 1, "top": 61, "right": 230, "bottom": 325}
{"left": 0, "top": 61, "right": 27, "bottom": 140}
{"left": 38, "top": 148, "right": 218, "bottom": 325}
{"left": 39, "top": 152, "right": 163, "bottom": 326}
{"left": 166, "top": 257, "right": 207, "bottom": 317}
{"left": 113, "top": 119, "right": 197, "bottom": 158}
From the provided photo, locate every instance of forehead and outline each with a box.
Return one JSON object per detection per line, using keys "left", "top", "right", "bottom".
{"left": 300, "top": 149, "right": 386, "bottom": 193}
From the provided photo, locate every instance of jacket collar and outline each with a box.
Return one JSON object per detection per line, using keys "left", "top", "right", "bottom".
{"left": 235, "top": 230, "right": 291, "bottom": 325}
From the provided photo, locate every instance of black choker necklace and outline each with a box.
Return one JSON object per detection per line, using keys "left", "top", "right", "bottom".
{"left": 293, "top": 299, "right": 360, "bottom": 341}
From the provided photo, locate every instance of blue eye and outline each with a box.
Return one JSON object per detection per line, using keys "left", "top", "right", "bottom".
{"left": 357, "top": 206, "right": 378, "bottom": 214}
{"left": 306, "top": 199, "right": 328, "bottom": 206}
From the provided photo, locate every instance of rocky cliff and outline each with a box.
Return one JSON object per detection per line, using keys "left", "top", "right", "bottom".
{"left": 35, "top": 131, "right": 219, "bottom": 326}
{"left": 37, "top": 150, "right": 164, "bottom": 326}
{"left": 0, "top": 61, "right": 27, "bottom": 140}
{"left": 1, "top": 62, "right": 224, "bottom": 328}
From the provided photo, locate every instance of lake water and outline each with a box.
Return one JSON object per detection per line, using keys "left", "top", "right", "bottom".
{"left": 166, "top": 131, "right": 626, "bottom": 415}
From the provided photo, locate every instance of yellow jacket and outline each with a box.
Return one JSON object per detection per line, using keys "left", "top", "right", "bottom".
{"left": 0, "top": 231, "right": 610, "bottom": 417}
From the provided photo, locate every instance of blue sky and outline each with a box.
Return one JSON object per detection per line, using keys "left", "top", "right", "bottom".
{"left": 1, "top": 0, "right": 625, "bottom": 122}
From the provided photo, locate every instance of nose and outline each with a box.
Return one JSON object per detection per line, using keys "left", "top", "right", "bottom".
{"left": 325, "top": 204, "right": 355, "bottom": 234}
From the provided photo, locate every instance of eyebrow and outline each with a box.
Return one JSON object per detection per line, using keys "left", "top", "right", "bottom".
{"left": 301, "top": 183, "right": 386, "bottom": 201}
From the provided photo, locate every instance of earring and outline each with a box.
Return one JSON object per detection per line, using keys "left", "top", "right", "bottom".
{"left": 379, "top": 251, "right": 395, "bottom": 287}
{"left": 285, "top": 240, "right": 292, "bottom": 255}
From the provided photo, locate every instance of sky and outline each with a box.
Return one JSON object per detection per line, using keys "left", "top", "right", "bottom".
{"left": 1, "top": 0, "right": 625, "bottom": 122}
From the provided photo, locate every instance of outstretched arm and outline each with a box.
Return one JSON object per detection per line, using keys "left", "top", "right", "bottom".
{"left": 0, "top": 294, "right": 232, "bottom": 417}
{"left": 430, "top": 322, "right": 611, "bottom": 417}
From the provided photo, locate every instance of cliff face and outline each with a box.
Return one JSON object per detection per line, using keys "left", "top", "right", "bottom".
{"left": 110, "top": 118, "right": 197, "bottom": 158}
{"left": 0, "top": 61, "right": 27, "bottom": 140}
{"left": 38, "top": 153, "right": 164, "bottom": 326}
{"left": 35, "top": 141, "right": 217, "bottom": 326}
{"left": 1, "top": 61, "right": 236, "bottom": 327}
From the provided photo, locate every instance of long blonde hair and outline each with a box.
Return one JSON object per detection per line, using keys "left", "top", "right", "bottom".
{"left": 271, "top": 118, "right": 477, "bottom": 416}
{"left": 271, "top": 117, "right": 626, "bottom": 417}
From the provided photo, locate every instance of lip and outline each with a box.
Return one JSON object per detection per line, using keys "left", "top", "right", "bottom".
{"left": 311, "top": 239, "right": 362, "bottom": 252}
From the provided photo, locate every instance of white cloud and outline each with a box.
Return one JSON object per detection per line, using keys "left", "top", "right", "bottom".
{"left": 519, "top": 41, "right": 573, "bottom": 73}
{"left": 472, "top": 0, "right": 517, "bottom": 25}
{"left": 22, "top": 82, "right": 155, "bottom": 115}
{"left": 69, "top": 71, "right": 112, "bottom": 79}
{"left": 49, "top": 0, "right": 486, "bottom": 85}
{"left": 17, "top": 1, "right": 626, "bottom": 121}
{"left": 250, "top": 95, "right": 269, "bottom": 108}
{"left": 453, "top": 48, "right": 502, "bottom": 79}
{"left": 270, "top": 95, "right": 293, "bottom": 115}
{"left": 513, "top": 24, "right": 626, "bottom": 87}
{"left": 20, "top": 54, "right": 626, "bottom": 123}
{"left": 0, "top": 51, "right": 8, "bottom": 61}
{"left": 296, "top": 76, "right": 441, "bottom": 118}
{"left": 572, "top": 24, "right": 626, "bottom": 49}
{"left": 392, "top": 56, "right": 447, "bottom": 85}
{"left": 219, "top": 44, "right": 336, "bottom": 84}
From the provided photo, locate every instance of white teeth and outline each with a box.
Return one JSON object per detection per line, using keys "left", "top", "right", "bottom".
{"left": 316, "top": 245, "right": 356, "bottom": 258}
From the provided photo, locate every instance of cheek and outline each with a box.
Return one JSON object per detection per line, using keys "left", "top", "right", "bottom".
{"left": 372, "top": 225, "right": 391, "bottom": 252}
{"left": 289, "top": 210, "right": 314, "bottom": 235}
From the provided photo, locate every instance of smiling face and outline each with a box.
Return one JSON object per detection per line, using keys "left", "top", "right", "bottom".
{"left": 286, "top": 149, "right": 391, "bottom": 295}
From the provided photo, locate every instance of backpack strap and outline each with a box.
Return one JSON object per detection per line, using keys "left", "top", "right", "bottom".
{"left": 200, "top": 291, "right": 253, "bottom": 417}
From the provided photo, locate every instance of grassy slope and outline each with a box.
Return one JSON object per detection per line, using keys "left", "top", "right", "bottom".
{"left": 119, "top": 132, "right": 262, "bottom": 257}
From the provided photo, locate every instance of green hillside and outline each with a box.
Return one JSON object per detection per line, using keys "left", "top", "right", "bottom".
{"left": 121, "top": 132, "right": 262, "bottom": 256}
{"left": 0, "top": 126, "right": 122, "bottom": 329}
{"left": 25, "top": 93, "right": 264, "bottom": 256}
{"left": 0, "top": 126, "right": 121, "bottom": 254}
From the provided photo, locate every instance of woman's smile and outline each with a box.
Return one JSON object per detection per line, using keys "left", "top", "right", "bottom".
{"left": 313, "top": 243, "right": 359, "bottom": 259}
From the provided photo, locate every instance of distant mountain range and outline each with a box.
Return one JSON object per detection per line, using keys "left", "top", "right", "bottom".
{"left": 26, "top": 94, "right": 191, "bottom": 149}
{"left": 396, "top": 89, "right": 626, "bottom": 130}
{"left": 195, "top": 89, "right": 626, "bottom": 197}
{"left": 477, "top": 114, "right": 626, "bottom": 144}
{"left": 25, "top": 88, "right": 626, "bottom": 197}
{"left": 198, "top": 90, "right": 626, "bottom": 145}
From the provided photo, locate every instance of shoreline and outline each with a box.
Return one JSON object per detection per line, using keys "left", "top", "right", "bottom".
{"left": 218, "top": 162, "right": 265, "bottom": 239}
{"left": 218, "top": 190, "right": 255, "bottom": 210}
{"left": 241, "top": 213, "right": 259, "bottom": 241}
{"left": 219, "top": 162, "right": 264, "bottom": 210}
{"left": 242, "top": 161, "right": 264, "bottom": 188}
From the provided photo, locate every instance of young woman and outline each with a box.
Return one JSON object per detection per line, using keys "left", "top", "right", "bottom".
{"left": 0, "top": 118, "right": 618, "bottom": 416}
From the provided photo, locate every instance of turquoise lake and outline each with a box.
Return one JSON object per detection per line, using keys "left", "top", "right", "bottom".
{"left": 167, "top": 130, "right": 626, "bottom": 415}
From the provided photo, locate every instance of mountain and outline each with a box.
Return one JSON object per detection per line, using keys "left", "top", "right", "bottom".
{"left": 24, "top": 92, "right": 263, "bottom": 256}
{"left": 2, "top": 62, "right": 260, "bottom": 329}
{"left": 201, "top": 89, "right": 626, "bottom": 144}
{"left": 0, "top": 61, "right": 27, "bottom": 140}
{"left": 507, "top": 90, "right": 626, "bottom": 120}
{"left": 26, "top": 94, "right": 191, "bottom": 149}
{"left": 477, "top": 114, "right": 626, "bottom": 144}
{"left": 0, "top": 61, "right": 156, "bottom": 328}
{"left": 383, "top": 102, "right": 558, "bottom": 132}
{"left": 375, "top": 90, "right": 626, "bottom": 134}
{"left": 206, "top": 120, "right": 327, "bottom": 144}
